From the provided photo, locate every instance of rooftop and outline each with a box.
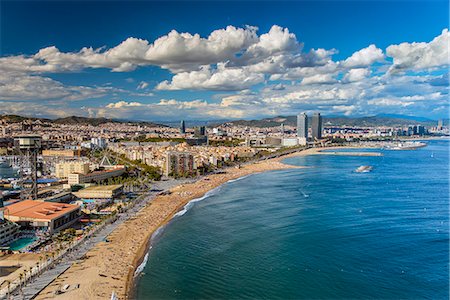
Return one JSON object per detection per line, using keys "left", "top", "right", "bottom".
{"left": 5, "top": 200, "right": 80, "bottom": 221}
{"left": 77, "top": 184, "right": 123, "bottom": 192}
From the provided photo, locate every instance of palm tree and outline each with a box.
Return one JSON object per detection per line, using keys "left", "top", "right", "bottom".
{"left": 6, "top": 280, "right": 11, "bottom": 300}
{"left": 18, "top": 272, "right": 23, "bottom": 290}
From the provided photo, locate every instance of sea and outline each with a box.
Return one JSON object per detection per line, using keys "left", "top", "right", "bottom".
{"left": 126, "top": 140, "right": 447, "bottom": 298}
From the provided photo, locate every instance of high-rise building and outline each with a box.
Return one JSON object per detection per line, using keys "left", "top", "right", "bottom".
{"left": 280, "top": 123, "right": 285, "bottom": 135}
{"left": 417, "top": 125, "right": 425, "bottom": 136}
{"left": 194, "top": 126, "right": 206, "bottom": 137}
{"left": 297, "top": 113, "right": 308, "bottom": 138}
{"left": 180, "top": 120, "right": 186, "bottom": 134}
{"left": 311, "top": 113, "right": 322, "bottom": 140}
{"left": 91, "top": 137, "right": 107, "bottom": 149}
{"left": 407, "top": 126, "right": 413, "bottom": 136}
{"left": 438, "top": 119, "right": 444, "bottom": 130}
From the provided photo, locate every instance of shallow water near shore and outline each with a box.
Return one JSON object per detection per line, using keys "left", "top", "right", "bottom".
{"left": 135, "top": 140, "right": 449, "bottom": 299}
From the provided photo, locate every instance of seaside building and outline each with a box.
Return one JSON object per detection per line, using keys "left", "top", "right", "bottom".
{"left": 164, "top": 152, "right": 194, "bottom": 177}
{"left": 297, "top": 113, "right": 308, "bottom": 139}
{"left": 180, "top": 120, "right": 186, "bottom": 134}
{"left": 438, "top": 119, "right": 444, "bottom": 130}
{"left": 266, "top": 137, "right": 282, "bottom": 146}
{"left": 311, "top": 113, "right": 323, "bottom": 140}
{"left": 73, "top": 184, "right": 123, "bottom": 199}
{"left": 0, "top": 209, "right": 20, "bottom": 246}
{"left": 417, "top": 125, "right": 425, "bottom": 136}
{"left": 55, "top": 161, "right": 90, "bottom": 179}
{"left": 4, "top": 200, "right": 80, "bottom": 234}
{"left": 67, "top": 166, "right": 125, "bottom": 185}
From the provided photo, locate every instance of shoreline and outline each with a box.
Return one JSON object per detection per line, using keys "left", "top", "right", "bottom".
{"left": 35, "top": 149, "right": 313, "bottom": 299}
{"left": 128, "top": 174, "right": 254, "bottom": 299}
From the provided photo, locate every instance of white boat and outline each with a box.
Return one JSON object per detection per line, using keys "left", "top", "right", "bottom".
{"left": 355, "top": 165, "right": 373, "bottom": 173}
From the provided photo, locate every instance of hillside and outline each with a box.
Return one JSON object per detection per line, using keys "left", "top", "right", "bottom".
{"left": 0, "top": 115, "right": 166, "bottom": 127}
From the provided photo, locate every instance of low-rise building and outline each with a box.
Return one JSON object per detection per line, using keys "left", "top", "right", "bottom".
{"left": 67, "top": 166, "right": 125, "bottom": 185}
{"left": 55, "top": 161, "right": 90, "bottom": 179}
{"left": 42, "top": 149, "right": 80, "bottom": 157}
{"left": 4, "top": 200, "right": 80, "bottom": 234}
{"left": 73, "top": 184, "right": 123, "bottom": 199}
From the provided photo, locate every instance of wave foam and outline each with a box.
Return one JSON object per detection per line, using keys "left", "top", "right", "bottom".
{"left": 135, "top": 174, "right": 252, "bottom": 277}
{"left": 134, "top": 251, "right": 149, "bottom": 277}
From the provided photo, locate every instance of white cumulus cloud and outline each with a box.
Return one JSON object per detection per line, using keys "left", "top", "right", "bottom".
{"left": 387, "top": 29, "right": 450, "bottom": 72}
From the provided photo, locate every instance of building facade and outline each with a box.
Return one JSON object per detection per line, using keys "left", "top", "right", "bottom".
{"left": 5, "top": 200, "right": 80, "bottom": 234}
{"left": 297, "top": 113, "right": 308, "bottom": 139}
{"left": 73, "top": 185, "right": 123, "bottom": 199}
{"left": 311, "top": 113, "right": 322, "bottom": 140}
{"left": 55, "top": 161, "right": 90, "bottom": 179}
{"left": 42, "top": 149, "right": 79, "bottom": 157}
{"left": 180, "top": 120, "right": 186, "bottom": 134}
{"left": 67, "top": 166, "right": 125, "bottom": 185}
{"left": 0, "top": 210, "right": 20, "bottom": 246}
{"left": 164, "top": 152, "right": 194, "bottom": 177}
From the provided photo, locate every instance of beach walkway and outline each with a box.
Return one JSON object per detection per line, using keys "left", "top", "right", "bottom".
{"left": 10, "top": 179, "right": 192, "bottom": 299}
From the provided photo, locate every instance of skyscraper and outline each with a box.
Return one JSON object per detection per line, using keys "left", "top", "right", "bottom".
{"left": 297, "top": 113, "right": 308, "bottom": 138}
{"left": 194, "top": 126, "right": 206, "bottom": 136}
{"left": 180, "top": 120, "right": 186, "bottom": 134}
{"left": 311, "top": 113, "right": 322, "bottom": 140}
{"left": 438, "top": 119, "right": 444, "bottom": 130}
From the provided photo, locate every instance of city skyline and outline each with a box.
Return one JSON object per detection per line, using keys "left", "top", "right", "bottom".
{"left": 0, "top": 1, "right": 448, "bottom": 121}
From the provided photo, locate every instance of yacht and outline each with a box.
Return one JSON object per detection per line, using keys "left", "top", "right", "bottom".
{"left": 355, "top": 165, "right": 373, "bottom": 173}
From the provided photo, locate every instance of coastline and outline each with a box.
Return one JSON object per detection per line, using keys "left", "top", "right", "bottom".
{"left": 35, "top": 149, "right": 313, "bottom": 300}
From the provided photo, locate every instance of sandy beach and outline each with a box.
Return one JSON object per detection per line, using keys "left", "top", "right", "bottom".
{"left": 35, "top": 149, "right": 318, "bottom": 300}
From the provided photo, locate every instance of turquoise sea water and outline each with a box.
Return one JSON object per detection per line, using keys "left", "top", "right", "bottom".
{"left": 136, "top": 140, "right": 449, "bottom": 299}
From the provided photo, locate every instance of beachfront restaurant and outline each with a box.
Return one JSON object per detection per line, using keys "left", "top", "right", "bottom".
{"left": 72, "top": 184, "right": 123, "bottom": 199}
{"left": 4, "top": 200, "right": 80, "bottom": 234}
{"left": 72, "top": 185, "right": 123, "bottom": 214}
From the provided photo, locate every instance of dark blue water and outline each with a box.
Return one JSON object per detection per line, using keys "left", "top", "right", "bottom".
{"left": 136, "top": 140, "right": 449, "bottom": 299}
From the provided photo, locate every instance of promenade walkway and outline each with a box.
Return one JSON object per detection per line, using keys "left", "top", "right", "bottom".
{"left": 8, "top": 179, "right": 191, "bottom": 300}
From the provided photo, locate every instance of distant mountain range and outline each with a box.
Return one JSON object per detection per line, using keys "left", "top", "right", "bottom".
{"left": 0, "top": 114, "right": 446, "bottom": 128}
{"left": 221, "top": 114, "right": 444, "bottom": 128}
{"left": 0, "top": 115, "right": 167, "bottom": 127}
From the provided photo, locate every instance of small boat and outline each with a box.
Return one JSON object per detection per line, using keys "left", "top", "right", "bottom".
{"left": 355, "top": 165, "right": 373, "bottom": 173}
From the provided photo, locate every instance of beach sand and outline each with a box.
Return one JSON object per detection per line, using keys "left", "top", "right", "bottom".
{"left": 35, "top": 150, "right": 315, "bottom": 300}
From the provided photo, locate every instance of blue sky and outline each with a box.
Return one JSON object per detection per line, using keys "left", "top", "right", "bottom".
{"left": 0, "top": 0, "right": 448, "bottom": 121}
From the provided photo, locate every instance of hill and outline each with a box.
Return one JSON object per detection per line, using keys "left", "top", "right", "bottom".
{"left": 0, "top": 114, "right": 166, "bottom": 127}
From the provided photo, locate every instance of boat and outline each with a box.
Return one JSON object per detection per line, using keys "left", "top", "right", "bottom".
{"left": 355, "top": 165, "right": 373, "bottom": 173}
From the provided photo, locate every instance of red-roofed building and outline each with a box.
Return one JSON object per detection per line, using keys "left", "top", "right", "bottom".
{"left": 4, "top": 200, "right": 80, "bottom": 234}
